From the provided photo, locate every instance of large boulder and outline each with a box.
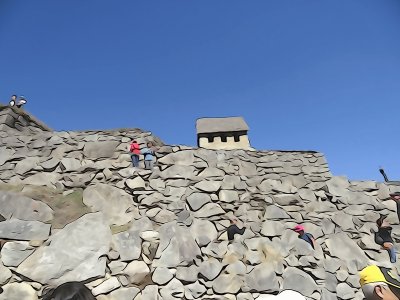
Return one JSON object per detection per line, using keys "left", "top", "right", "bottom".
{"left": 154, "top": 222, "right": 201, "bottom": 267}
{"left": 325, "top": 232, "right": 370, "bottom": 273}
{"left": 83, "top": 141, "right": 119, "bottom": 159}
{"left": 83, "top": 184, "right": 138, "bottom": 226}
{"left": 0, "top": 191, "right": 53, "bottom": 222}
{"left": 0, "top": 282, "right": 38, "bottom": 300}
{"left": 0, "top": 219, "right": 50, "bottom": 241}
{"left": 17, "top": 212, "right": 112, "bottom": 285}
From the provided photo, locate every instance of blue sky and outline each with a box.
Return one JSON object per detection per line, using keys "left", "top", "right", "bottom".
{"left": 1, "top": 1, "right": 399, "bottom": 181}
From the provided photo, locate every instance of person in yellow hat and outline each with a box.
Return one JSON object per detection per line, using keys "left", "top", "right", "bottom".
{"left": 360, "top": 265, "right": 400, "bottom": 300}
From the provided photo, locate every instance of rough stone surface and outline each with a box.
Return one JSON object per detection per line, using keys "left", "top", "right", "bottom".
{"left": 0, "top": 108, "right": 398, "bottom": 300}
{"left": 16, "top": 213, "right": 111, "bottom": 285}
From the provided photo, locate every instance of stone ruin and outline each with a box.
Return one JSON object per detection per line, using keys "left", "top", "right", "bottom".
{"left": 0, "top": 106, "right": 400, "bottom": 300}
{"left": 196, "top": 117, "right": 252, "bottom": 150}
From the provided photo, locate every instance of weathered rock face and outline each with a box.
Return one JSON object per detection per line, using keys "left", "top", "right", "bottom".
{"left": 1, "top": 108, "right": 400, "bottom": 300}
{"left": 16, "top": 212, "right": 112, "bottom": 285}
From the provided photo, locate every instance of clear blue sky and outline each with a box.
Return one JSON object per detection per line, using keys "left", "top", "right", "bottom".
{"left": 1, "top": 1, "right": 399, "bottom": 181}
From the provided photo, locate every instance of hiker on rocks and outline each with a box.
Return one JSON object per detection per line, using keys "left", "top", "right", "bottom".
{"left": 375, "top": 215, "right": 397, "bottom": 263}
{"left": 42, "top": 281, "right": 96, "bottom": 300}
{"left": 16, "top": 95, "right": 27, "bottom": 108}
{"left": 227, "top": 218, "right": 246, "bottom": 242}
{"left": 9, "top": 94, "right": 17, "bottom": 107}
{"left": 390, "top": 192, "right": 400, "bottom": 223}
{"left": 293, "top": 224, "right": 316, "bottom": 249}
{"left": 141, "top": 141, "right": 157, "bottom": 170}
{"left": 129, "top": 139, "right": 140, "bottom": 168}
{"left": 360, "top": 265, "right": 400, "bottom": 300}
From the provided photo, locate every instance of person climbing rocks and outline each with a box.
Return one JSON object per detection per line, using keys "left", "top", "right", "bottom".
{"left": 141, "top": 141, "right": 157, "bottom": 170}
{"left": 9, "top": 94, "right": 17, "bottom": 107}
{"left": 390, "top": 192, "right": 400, "bottom": 223}
{"left": 42, "top": 281, "right": 96, "bottom": 300}
{"left": 293, "top": 224, "right": 316, "bottom": 249}
{"left": 129, "top": 139, "right": 140, "bottom": 168}
{"left": 375, "top": 215, "right": 397, "bottom": 263}
{"left": 360, "top": 265, "right": 400, "bottom": 300}
{"left": 16, "top": 95, "right": 27, "bottom": 108}
{"left": 227, "top": 218, "right": 246, "bottom": 242}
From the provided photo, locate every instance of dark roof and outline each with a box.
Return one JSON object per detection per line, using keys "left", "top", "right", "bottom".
{"left": 196, "top": 117, "right": 249, "bottom": 134}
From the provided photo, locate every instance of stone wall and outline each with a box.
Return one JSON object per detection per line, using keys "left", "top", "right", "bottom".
{"left": 198, "top": 133, "right": 251, "bottom": 150}
{"left": 0, "top": 105, "right": 51, "bottom": 135}
{"left": 1, "top": 110, "right": 400, "bottom": 300}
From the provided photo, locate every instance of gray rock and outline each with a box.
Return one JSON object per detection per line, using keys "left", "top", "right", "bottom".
{"left": 155, "top": 222, "right": 201, "bottom": 268}
{"left": 0, "top": 261, "right": 12, "bottom": 285}
{"left": 245, "top": 263, "right": 279, "bottom": 293}
{"left": 84, "top": 141, "right": 119, "bottom": 159}
{"left": 60, "top": 157, "right": 81, "bottom": 172}
{"left": 193, "top": 203, "right": 225, "bottom": 218}
{"left": 185, "top": 281, "right": 206, "bottom": 299}
{"left": 186, "top": 193, "right": 211, "bottom": 211}
{"left": 336, "top": 282, "right": 355, "bottom": 299}
{"left": 158, "top": 150, "right": 195, "bottom": 166}
{"left": 282, "top": 267, "right": 318, "bottom": 296}
{"left": 160, "top": 165, "right": 197, "bottom": 179}
{"left": 0, "top": 219, "right": 50, "bottom": 241}
{"left": 261, "top": 220, "right": 286, "bottom": 237}
{"left": 1, "top": 241, "right": 35, "bottom": 267}
{"left": 92, "top": 277, "right": 121, "bottom": 296}
{"left": 109, "top": 261, "right": 127, "bottom": 274}
{"left": 219, "top": 190, "right": 239, "bottom": 203}
{"left": 263, "top": 205, "right": 290, "bottom": 220}
{"left": 0, "top": 147, "right": 14, "bottom": 166}
{"left": 40, "top": 157, "right": 59, "bottom": 171}
{"left": 14, "top": 157, "right": 40, "bottom": 175}
{"left": 121, "top": 260, "right": 150, "bottom": 284}
{"left": 190, "top": 219, "right": 218, "bottom": 247}
{"left": 176, "top": 265, "right": 199, "bottom": 283}
{"left": 134, "top": 285, "right": 160, "bottom": 300}
{"left": 0, "top": 191, "right": 53, "bottom": 222}
{"left": 159, "top": 278, "right": 184, "bottom": 300}
{"left": 198, "top": 167, "right": 225, "bottom": 178}
{"left": 23, "top": 172, "right": 60, "bottom": 187}
{"left": 17, "top": 213, "right": 111, "bottom": 285}
{"left": 112, "top": 230, "right": 142, "bottom": 262}
{"left": 194, "top": 180, "right": 221, "bottom": 193}
{"left": 325, "top": 176, "right": 349, "bottom": 196}
{"left": 83, "top": 184, "right": 138, "bottom": 226}
{"left": 125, "top": 176, "right": 146, "bottom": 190}
{"left": 212, "top": 274, "right": 243, "bottom": 294}
{"left": 198, "top": 258, "right": 223, "bottom": 281}
{"left": 0, "top": 282, "right": 38, "bottom": 300}
{"left": 104, "top": 287, "right": 141, "bottom": 300}
{"left": 325, "top": 233, "right": 369, "bottom": 274}
{"left": 152, "top": 267, "right": 174, "bottom": 285}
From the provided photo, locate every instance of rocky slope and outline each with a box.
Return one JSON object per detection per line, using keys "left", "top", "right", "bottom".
{"left": 0, "top": 107, "right": 399, "bottom": 300}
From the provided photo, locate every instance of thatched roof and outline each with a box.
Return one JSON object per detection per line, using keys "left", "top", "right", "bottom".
{"left": 196, "top": 117, "right": 249, "bottom": 134}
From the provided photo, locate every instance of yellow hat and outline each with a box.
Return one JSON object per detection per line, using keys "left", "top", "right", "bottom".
{"left": 360, "top": 265, "right": 400, "bottom": 296}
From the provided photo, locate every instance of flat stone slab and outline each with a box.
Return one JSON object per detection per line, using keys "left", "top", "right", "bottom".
{"left": 0, "top": 191, "right": 53, "bottom": 222}
{"left": 17, "top": 212, "right": 111, "bottom": 285}
{"left": 0, "top": 219, "right": 50, "bottom": 241}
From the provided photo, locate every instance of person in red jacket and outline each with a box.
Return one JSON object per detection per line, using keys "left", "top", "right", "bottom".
{"left": 129, "top": 140, "right": 140, "bottom": 168}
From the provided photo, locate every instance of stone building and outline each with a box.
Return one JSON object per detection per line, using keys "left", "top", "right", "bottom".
{"left": 196, "top": 116, "right": 251, "bottom": 150}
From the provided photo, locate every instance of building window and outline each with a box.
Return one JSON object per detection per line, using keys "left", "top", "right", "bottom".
{"left": 221, "top": 134, "right": 227, "bottom": 142}
{"left": 208, "top": 135, "right": 214, "bottom": 143}
{"left": 234, "top": 134, "right": 240, "bottom": 142}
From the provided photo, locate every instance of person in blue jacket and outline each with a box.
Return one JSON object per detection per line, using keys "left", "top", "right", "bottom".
{"left": 293, "top": 224, "right": 316, "bottom": 249}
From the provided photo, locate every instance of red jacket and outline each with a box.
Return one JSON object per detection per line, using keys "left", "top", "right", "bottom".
{"left": 130, "top": 142, "right": 140, "bottom": 155}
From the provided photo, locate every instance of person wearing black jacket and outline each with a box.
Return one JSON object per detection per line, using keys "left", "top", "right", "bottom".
{"left": 390, "top": 192, "right": 400, "bottom": 224}
{"left": 375, "top": 215, "right": 397, "bottom": 263}
{"left": 227, "top": 218, "right": 246, "bottom": 242}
